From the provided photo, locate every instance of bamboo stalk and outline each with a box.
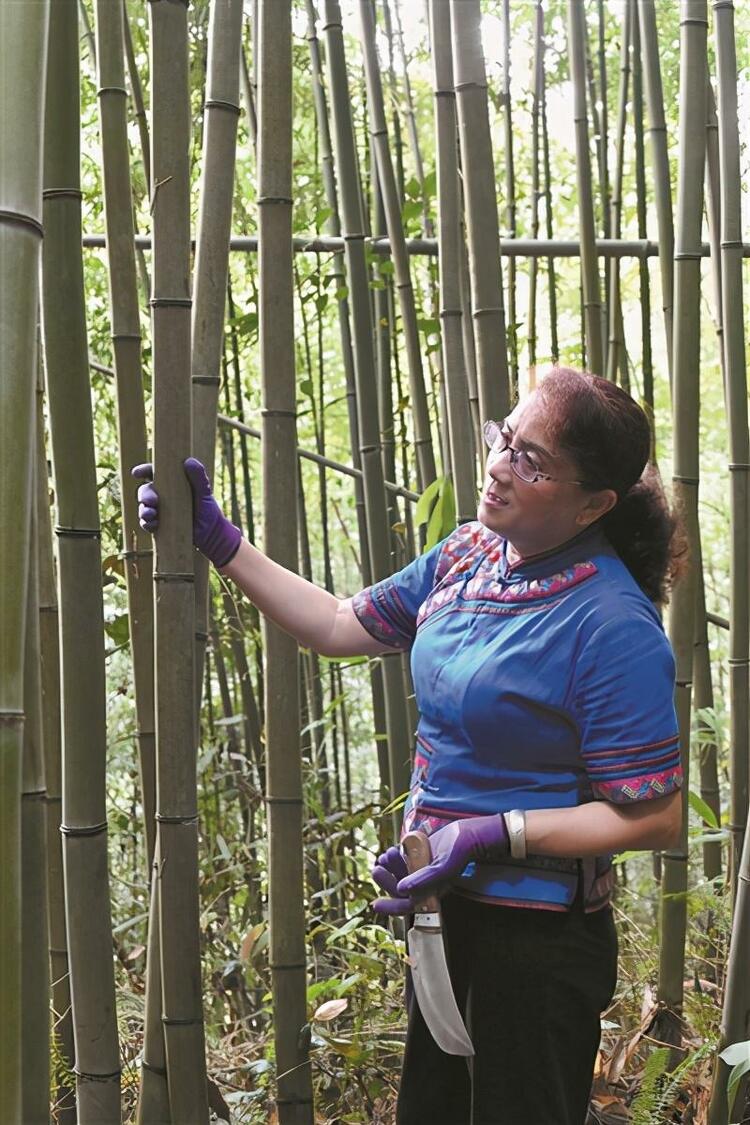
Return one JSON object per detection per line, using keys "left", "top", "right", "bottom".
{"left": 638, "top": 0, "right": 675, "bottom": 382}
{"left": 43, "top": 1, "right": 122, "bottom": 1117}
{"left": 36, "top": 370, "right": 76, "bottom": 1124}
{"left": 657, "top": 0, "right": 707, "bottom": 1053}
{"left": 323, "top": 0, "right": 413, "bottom": 816}
{"left": 191, "top": 0, "right": 244, "bottom": 717}
{"left": 605, "top": 0, "right": 631, "bottom": 385}
{"left": 258, "top": 2, "right": 314, "bottom": 1120}
{"left": 149, "top": 0, "right": 208, "bottom": 1115}
{"left": 429, "top": 0, "right": 476, "bottom": 520}
{"left": 0, "top": 2, "right": 49, "bottom": 1116}
{"left": 712, "top": 0, "right": 750, "bottom": 891}
{"left": 707, "top": 2, "right": 750, "bottom": 1110}
{"left": 528, "top": 0, "right": 543, "bottom": 377}
{"left": 539, "top": 1, "right": 558, "bottom": 364}
{"left": 22, "top": 405, "right": 50, "bottom": 1125}
{"left": 631, "top": 7, "right": 653, "bottom": 421}
{"left": 501, "top": 0, "right": 518, "bottom": 395}
{"left": 95, "top": 0, "right": 156, "bottom": 869}
{"left": 358, "top": 0, "right": 437, "bottom": 492}
{"left": 567, "top": 0, "right": 604, "bottom": 375}
{"left": 450, "top": 0, "right": 510, "bottom": 422}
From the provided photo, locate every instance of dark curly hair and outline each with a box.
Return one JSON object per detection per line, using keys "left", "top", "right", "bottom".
{"left": 535, "top": 366, "right": 685, "bottom": 605}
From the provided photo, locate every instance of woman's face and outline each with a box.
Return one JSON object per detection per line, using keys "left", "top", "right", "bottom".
{"left": 476, "top": 392, "right": 616, "bottom": 559}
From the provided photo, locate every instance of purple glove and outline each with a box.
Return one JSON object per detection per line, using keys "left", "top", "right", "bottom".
{"left": 131, "top": 457, "right": 242, "bottom": 568}
{"left": 372, "top": 815, "right": 510, "bottom": 916}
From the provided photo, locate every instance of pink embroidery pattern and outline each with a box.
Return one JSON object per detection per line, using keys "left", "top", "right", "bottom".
{"left": 591, "top": 766, "right": 683, "bottom": 803}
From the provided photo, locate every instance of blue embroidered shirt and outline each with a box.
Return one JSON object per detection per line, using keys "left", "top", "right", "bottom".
{"left": 352, "top": 521, "right": 682, "bottom": 912}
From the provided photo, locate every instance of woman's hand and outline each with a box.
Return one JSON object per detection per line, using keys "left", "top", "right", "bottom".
{"left": 131, "top": 457, "right": 241, "bottom": 568}
{"left": 371, "top": 814, "right": 510, "bottom": 915}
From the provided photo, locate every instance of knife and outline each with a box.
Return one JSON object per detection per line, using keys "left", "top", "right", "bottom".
{"left": 402, "top": 830, "right": 474, "bottom": 1056}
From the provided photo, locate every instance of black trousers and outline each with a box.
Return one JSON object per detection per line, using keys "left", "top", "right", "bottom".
{"left": 396, "top": 890, "right": 618, "bottom": 1125}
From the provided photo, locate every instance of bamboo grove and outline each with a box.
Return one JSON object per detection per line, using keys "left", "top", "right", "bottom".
{"left": 2, "top": 0, "right": 750, "bottom": 1120}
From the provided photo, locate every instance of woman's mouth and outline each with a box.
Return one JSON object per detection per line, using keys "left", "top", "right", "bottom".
{"left": 483, "top": 488, "right": 508, "bottom": 509}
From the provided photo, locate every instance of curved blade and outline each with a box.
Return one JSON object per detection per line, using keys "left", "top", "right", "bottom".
{"left": 408, "top": 917, "right": 474, "bottom": 1056}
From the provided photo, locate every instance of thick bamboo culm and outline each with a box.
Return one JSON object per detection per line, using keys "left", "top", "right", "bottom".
{"left": 42, "top": 1, "right": 122, "bottom": 1118}
{"left": 450, "top": 0, "right": 510, "bottom": 423}
{"left": 22, "top": 396, "right": 50, "bottom": 1125}
{"left": 429, "top": 0, "right": 476, "bottom": 521}
{"left": 605, "top": 0, "right": 631, "bottom": 386}
{"left": 323, "top": 0, "right": 413, "bottom": 814}
{"left": 148, "top": 0, "right": 208, "bottom": 1117}
{"left": 0, "top": 2, "right": 49, "bottom": 1118}
{"left": 630, "top": 8, "right": 654, "bottom": 419}
{"left": 501, "top": 0, "right": 517, "bottom": 395}
{"left": 358, "top": 0, "right": 437, "bottom": 493}
{"left": 36, "top": 369, "right": 76, "bottom": 1124}
{"left": 638, "top": 0, "right": 675, "bottom": 381}
{"left": 567, "top": 0, "right": 603, "bottom": 375}
{"left": 95, "top": 0, "right": 156, "bottom": 871}
{"left": 707, "top": 0, "right": 750, "bottom": 1115}
{"left": 657, "top": 0, "right": 707, "bottom": 1051}
{"left": 258, "top": 1, "right": 314, "bottom": 1121}
{"left": 191, "top": 0, "right": 244, "bottom": 715}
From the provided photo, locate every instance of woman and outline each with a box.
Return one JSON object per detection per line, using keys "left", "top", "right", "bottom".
{"left": 134, "top": 366, "right": 683, "bottom": 1125}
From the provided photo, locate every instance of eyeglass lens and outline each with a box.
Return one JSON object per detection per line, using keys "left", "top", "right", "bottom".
{"left": 483, "top": 421, "right": 539, "bottom": 483}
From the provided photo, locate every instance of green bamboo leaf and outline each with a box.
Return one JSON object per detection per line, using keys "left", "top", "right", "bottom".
{"left": 688, "top": 789, "right": 719, "bottom": 828}
{"left": 414, "top": 476, "right": 442, "bottom": 527}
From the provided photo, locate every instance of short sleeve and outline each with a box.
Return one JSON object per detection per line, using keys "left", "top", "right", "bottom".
{"left": 572, "top": 613, "right": 682, "bottom": 804}
{"left": 351, "top": 538, "right": 447, "bottom": 650}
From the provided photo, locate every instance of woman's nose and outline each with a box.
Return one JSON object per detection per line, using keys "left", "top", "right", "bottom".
{"left": 488, "top": 447, "right": 513, "bottom": 482}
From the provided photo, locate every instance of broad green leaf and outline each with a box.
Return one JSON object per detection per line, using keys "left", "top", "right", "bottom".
{"left": 688, "top": 788, "right": 719, "bottom": 828}
{"left": 414, "top": 475, "right": 442, "bottom": 526}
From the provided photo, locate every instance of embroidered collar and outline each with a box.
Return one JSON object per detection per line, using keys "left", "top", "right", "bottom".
{"left": 496, "top": 524, "right": 608, "bottom": 586}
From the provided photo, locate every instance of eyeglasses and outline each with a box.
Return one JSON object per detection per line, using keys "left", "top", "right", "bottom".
{"left": 482, "top": 420, "right": 583, "bottom": 486}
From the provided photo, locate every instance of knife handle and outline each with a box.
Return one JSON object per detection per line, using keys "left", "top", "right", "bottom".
{"left": 402, "top": 830, "right": 440, "bottom": 914}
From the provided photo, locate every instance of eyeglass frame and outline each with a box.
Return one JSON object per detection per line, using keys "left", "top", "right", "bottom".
{"left": 482, "top": 419, "right": 585, "bottom": 486}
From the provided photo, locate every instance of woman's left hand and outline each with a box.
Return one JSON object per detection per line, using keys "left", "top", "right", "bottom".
{"left": 371, "top": 815, "right": 510, "bottom": 915}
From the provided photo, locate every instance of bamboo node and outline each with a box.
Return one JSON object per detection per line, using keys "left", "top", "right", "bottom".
{"left": 265, "top": 796, "right": 304, "bottom": 806}
{"left": 22, "top": 788, "right": 47, "bottom": 801}
{"left": 74, "top": 1067, "right": 122, "bottom": 1082}
{"left": 434, "top": 90, "right": 456, "bottom": 100}
{"left": 111, "top": 332, "right": 142, "bottom": 342}
{"left": 155, "top": 813, "right": 199, "bottom": 824}
{"left": 161, "top": 1016, "right": 204, "bottom": 1026}
{"left": 454, "top": 81, "right": 488, "bottom": 93}
{"left": 720, "top": 241, "right": 744, "bottom": 251}
{"left": 204, "top": 98, "right": 241, "bottom": 116}
{"left": 728, "top": 463, "right": 750, "bottom": 471}
{"left": 276, "top": 1098, "right": 315, "bottom": 1106}
{"left": 727, "top": 658, "right": 750, "bottom": 667}
{"left": 43, "top": 189, "right": 83, "bottom": 201}
{"left": 473, "top": 306, "right": 504, "bottom": 317}
{"left": 192, "top": 374, "right": 221, "bottom": 386}
{"left": 119, "top": 548, "right": 153, "bottom": 560}
{"left": 60, "top": 821, "right": 108, "bottom": 838}
{"left": 269, "top": 961, "right": 307, "bottom": 970}
{"left": 673, "top": 251, "right": 703, "bottom": 261}
{"left": 54, "top": 525, "right": 101, "bottom": 539}
{"left": 0, "top": 709, "right": 24, "bottom": 725}
{"left": 343, "top": 233, "right": 366, "bottom": 243}
{"left": 152, "top": 571, "right": 194, "bottom": 583}
{"left": 257, "top": 195, "right": 294, "bottom": 206}
{"left": 150, "top": 297, "right": 192, "bottom": 308}
{"left": 261, "top": 408, "right": 297, "bottom": 418}
{"left": 97, "top": 86, "right": 127, "bottom": 97}
{"left": 141, "top": 1060, "right": 168, "bottom": 1077}
{"left": 0, "top": 207, "right": 43, "bottom": 237}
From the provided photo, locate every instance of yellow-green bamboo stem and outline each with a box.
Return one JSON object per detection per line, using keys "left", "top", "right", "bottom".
{"left": 258, "top": 2, "right": 314, "bottom": 1121}
{"left": 567, "top": 0, "right": 603, "bottom": 375}
{"left": 450, "top": 0, "right": 510, "bottom": 422}
{"left": 429, "top": 0, "right": 476, "bottom": 521}
{"left": 191, "top": 0, "right": 244, "bottom": 717}
{"left": 22, "top": 437, "right": 50, "bottom": 1125}
{"left": 358, "top": 0, "right": 437, "bottom": 492}
{"left": 36, "top": 367, "right": 76, "bottom": 1123}
{"left": 657, "top": 0, "right": 707, "bottom": 1052}
{"left": 0, "top": 2, "right": 49, "bottom": 1116}
{"left": 149, "top": 0, "right": 208, "bottom": 1117}
{"left": 43, "top": 1, "right": 121, "bottom": 1117}
{"left": 638, "top": 0, "right": 674, "bottom": 383}
{"left": 605, "top": 0, "right": 631, "bottom": 385}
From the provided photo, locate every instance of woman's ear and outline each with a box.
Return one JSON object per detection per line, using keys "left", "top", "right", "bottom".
{"left": 576, "top": 488, "right": 618, "bottom": 528}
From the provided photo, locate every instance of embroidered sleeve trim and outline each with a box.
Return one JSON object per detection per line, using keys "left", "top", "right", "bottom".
{"left": 591, "top": 765, "right": 683, "bottom": 803}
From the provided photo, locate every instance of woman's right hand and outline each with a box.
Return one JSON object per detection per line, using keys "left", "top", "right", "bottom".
{"left": 131, "top": 457, "right": 242, "bottom": 568}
